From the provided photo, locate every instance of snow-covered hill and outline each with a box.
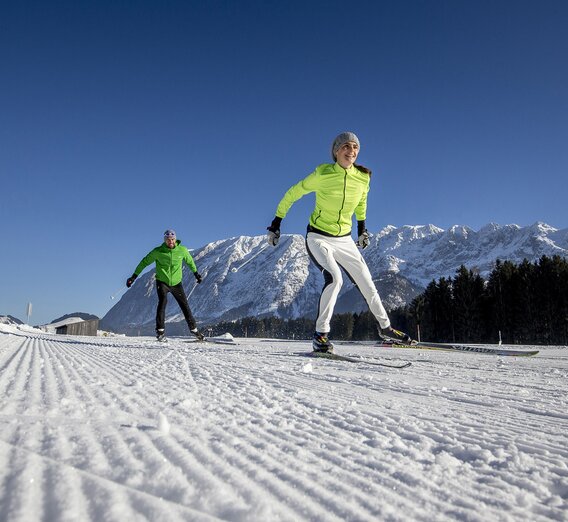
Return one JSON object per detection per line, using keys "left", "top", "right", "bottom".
{"left": 0, "top": 324, "right": 566, "bottom": 521}
{"left": 102, "top": 222, "right": 568, "bottom": 334}
{"left": 0, "top": 315, "right": 23, "bottom": 326}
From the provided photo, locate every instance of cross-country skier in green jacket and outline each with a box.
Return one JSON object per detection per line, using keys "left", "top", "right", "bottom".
{"left": 266, "top": 132, "right": 412, "bottom": 353}
{"left": 126, "top": 229, "right": 204, "bottom": 342}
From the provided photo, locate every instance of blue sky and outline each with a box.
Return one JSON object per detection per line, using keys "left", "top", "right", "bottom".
{"left": 2, "top": 0, "right": 567, "bottom": 325}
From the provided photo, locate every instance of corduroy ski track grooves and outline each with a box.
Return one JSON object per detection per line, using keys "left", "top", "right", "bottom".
{"left": 0, "top": 332, "right": 565, "bottom": 521}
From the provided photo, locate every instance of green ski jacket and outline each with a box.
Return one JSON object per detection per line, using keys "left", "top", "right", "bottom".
{"left": 275, "top": 163, "right": 370, "bottom": 236}
{"left": 134, "top": 240, "right": 197, "bottom": 286}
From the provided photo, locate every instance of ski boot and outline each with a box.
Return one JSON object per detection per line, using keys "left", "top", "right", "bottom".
{"left": 313, "top": 332, "right": 334, "bottom": 353}
{"left": 156, "top": 329, "right": 167, "bottom": 342}
{"left": 379, "top": 326, "right": 413, "bottom": 344}
{"left": 191, "top": 328, "right": 205, "bottom": 341}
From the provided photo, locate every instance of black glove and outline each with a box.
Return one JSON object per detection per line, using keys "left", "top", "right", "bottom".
{"left": 194, "top": 272, "right": 203, "bottom": 284}
{"left": 267, "top": 216, "right": 282, "bottom": 246}
{"left": 126, "top": 273, "right": 137, "bottom": 288}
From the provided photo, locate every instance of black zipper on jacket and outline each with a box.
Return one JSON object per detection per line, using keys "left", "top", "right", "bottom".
{"left": 337, "top": 169, "right": 348, "bottom": 234}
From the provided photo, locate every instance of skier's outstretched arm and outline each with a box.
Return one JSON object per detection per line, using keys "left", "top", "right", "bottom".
{"left": 266, "top": 170, "right": 318, "bottom": 246}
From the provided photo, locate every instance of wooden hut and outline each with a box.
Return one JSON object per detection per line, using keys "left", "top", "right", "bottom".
{"left": 55, "top": 318, "right": 99, "bottom": 336}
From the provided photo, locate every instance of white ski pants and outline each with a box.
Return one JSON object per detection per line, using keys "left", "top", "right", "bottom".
{"left": 306, "top": 232, "right": 391, "bottom": 333}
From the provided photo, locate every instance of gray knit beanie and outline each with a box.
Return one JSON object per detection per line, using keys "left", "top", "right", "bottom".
{"left": 164, "top": 229, "right": 176, "bottom": 240}
{"left": 331, "top": 132, "right": 360, "bottom": 160}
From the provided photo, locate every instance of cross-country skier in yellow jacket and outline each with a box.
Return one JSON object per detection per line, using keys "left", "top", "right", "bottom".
{"left": 266, "top": 132, "right": 412, "bottom": 352}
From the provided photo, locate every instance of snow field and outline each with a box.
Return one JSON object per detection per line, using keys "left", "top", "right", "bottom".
{"left": 0, "top": 326, "right": 567, "bottom": 521}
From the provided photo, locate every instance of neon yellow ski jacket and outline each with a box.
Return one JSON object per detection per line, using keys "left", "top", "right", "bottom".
{"left": 275, "top": 163, "right": 370, "bottom": 236}
{"left": 134, "top": 240, "right": 197, "bottom": 286}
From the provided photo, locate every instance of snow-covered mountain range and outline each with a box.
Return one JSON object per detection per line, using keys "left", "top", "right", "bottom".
{"left": 101, "top": 222, "right": 568, "bottom": 334}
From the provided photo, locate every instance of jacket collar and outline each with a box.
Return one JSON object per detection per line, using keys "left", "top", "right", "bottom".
{"left": 333, "top": 162, "right": 357, "bottom": 174}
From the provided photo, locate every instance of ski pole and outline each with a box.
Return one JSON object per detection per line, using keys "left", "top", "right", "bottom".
{"left": 187, "top": 280, "right": 198, "bottom": 299}
{"left": 110, "top": 285, "right": 127, "bottom": 300}
{"left": 187, "top": 262, "right": 209, "bottom": 299}
{"left": 231, "top": 242, "right": 269, "bottom": 273}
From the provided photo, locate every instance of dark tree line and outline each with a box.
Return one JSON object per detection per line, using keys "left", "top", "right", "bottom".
{"left": 209, "top": 255, "right": 568, "bottom": 345}
{"left": 398, "top": 255, "right": 568, "bottom": 345}
{"left": 208, "top": 316, "right": 315, "bottom": 340}
{"left": 208, "top": 312, "right": 383, "bottom": 341}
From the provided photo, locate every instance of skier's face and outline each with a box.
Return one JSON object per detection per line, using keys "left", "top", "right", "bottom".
{"left": 165, "top": 237, "right": 176, "bottom": 249}
{"left": 335, "top": 141, "right": 359, "bottom": 168}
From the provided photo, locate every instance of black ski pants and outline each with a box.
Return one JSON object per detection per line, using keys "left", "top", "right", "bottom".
{"left": 156, "top": 280, "right": 197, "bottom": 332}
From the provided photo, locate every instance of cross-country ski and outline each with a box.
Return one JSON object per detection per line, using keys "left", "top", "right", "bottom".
{"left": 379, "top": 339, "right": 540, "bottom": 357}
{"left": 301, "top": 350, "right": 412, "bottom": 368}
{"left": 183, "top": 336, "right": 238, "bottom": 346}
